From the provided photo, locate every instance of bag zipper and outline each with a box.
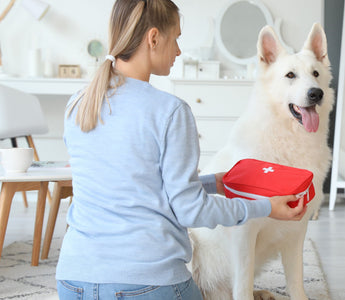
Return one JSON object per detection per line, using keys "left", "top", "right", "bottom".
{"left": 224, "top": 183, "right": 312, "bottom": 200}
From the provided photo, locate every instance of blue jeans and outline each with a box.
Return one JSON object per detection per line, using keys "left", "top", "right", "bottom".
{"left": 57, "top": 277, "right": 203, "bottom": 300}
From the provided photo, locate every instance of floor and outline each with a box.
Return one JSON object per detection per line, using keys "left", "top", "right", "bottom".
{"left": 2, "top": 192, "right": 345, "bottom": 300}
{"left": 306, "top": 198, "right": 345, "bottom": 300}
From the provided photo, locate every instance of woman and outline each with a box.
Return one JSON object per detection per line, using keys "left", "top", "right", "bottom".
{"left": 56, "top": 0, "right": 306, "bottom": 299}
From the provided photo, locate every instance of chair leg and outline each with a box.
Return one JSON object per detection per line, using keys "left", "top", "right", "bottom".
{"left": 10, "top": 137, "right": 17, "bottom": 148}
{"left": 22, "top": 192, "right": 28, "bottom": 208}
{"left": 10, "top": 138, "right": 29, "bottom": 208}
{"left": 26, "top": 135, "right": 53, "bottom": 204}
{"left": 26, "top": 135, "right": 39, "bottom": 161}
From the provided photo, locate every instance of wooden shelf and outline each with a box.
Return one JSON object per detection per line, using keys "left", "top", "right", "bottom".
{"left": 0, "top": 76, "right": 89, "bottom": 95}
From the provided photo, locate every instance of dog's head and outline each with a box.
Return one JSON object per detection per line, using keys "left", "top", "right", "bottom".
{"left": 256, "top": 23, "right": 333, "bottom": 133}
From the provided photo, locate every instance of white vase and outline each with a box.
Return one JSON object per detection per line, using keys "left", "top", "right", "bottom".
{"left": 28, "top": 48, "right": 42, "bottom": 77}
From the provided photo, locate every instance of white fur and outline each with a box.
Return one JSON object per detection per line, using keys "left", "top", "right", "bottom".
{"left": 189, "top": 23, "right": 334, "bottom": 300}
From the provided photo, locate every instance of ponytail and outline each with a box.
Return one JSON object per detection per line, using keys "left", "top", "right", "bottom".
{"left": 68, "top": 0, "right": 179, "bottom": 132}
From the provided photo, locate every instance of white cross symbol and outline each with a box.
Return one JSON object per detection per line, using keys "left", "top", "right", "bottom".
{"left": 263, "top": 167, "right": 274, "bottom": 174}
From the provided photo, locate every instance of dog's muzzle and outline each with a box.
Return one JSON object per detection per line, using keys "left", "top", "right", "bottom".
{"left": 289, "top": 88, "right": 323, "bottom": 133}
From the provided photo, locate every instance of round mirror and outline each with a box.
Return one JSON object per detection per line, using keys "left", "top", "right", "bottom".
{"left": 215, "top": 0, "right": 273, "bottom": 65}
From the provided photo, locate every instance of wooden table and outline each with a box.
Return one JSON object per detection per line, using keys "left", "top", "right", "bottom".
{"left": 0, "top": 166, "right": 72, "bottom": 266}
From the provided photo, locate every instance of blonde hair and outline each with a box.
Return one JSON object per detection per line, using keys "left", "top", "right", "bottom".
{"left": 68, "top": 0, "right": 179, "bottom": 132}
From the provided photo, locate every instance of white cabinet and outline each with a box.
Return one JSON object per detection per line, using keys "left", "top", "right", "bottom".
{"left": 171, "top": 79, "right": 254, "bottom": 171}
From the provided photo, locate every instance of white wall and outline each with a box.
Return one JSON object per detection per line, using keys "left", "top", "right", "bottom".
{"left": 0, "top": 0, "right": 323, "bottom": 160}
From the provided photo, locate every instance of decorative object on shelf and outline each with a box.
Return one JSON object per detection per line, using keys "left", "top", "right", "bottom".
{"left": 87, "top": 40, "right": 105, "bottom": 78}
{"left": 183, "top": 59, "right": 220, "bottom": 80}
{"left": 87, "top": 40, "right": 105, "bottom": 60}
{"left": 58, "top": 65, "right": 81, "bottom": 79}
{"left": 28, "top": 48, "right": 42, "bottom": 77}
{"left": 183, "top": 58, "right": 198, "bottom": 79}
{"left": 198, "top": 61, "right": 220, "bottom": 80}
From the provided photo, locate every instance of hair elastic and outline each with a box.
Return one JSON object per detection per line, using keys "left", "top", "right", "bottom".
{"left": 105, "top": 55, "right": 116, "bottom": 68}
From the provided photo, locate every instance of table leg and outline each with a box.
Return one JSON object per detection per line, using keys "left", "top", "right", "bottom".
{"left": 41, "top": 182, "right": 62, "bottom": 260}
{"left": 41, "top": 181, "right": 72, "bottom": 260}
{"left": 31, "top": 181, "right": 48, "bottom": 266}
{"left": 0, "top": 183, "right": 16, "bottom": 259}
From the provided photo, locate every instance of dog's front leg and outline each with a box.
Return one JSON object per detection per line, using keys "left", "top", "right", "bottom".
{"left": 280, "top": 225, "right": 308, "bottom": 300}
{"left": 230, "top": 226, "right": 257, "bottom": 300}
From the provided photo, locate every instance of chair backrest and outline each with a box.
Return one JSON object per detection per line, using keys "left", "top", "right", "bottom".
{"left": 0, "top": 84, "right": 48, "bottom": 139}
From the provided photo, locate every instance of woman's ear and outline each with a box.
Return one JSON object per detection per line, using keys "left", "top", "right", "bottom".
{"left": 147, "top": 27, "right": 159, "bottom": 50}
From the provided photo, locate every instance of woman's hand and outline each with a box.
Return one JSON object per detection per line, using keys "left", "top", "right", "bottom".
{"left": 215, "top": 172, "right": 226, "bottom": 195}
{"left": 268, "top": 195, "right": 307, "bottom": 221}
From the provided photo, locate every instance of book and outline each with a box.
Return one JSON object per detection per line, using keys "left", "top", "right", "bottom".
{"left": 30, "top": 161, "right": 70, "bottom": 169}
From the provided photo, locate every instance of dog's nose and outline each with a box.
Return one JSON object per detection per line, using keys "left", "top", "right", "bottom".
{"left": 308, "top": 88, "right": 323, "bottom": 104}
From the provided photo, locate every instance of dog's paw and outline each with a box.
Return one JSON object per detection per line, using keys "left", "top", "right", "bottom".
{"left": 253, "top": 290, "right": 276, "bottom": 300}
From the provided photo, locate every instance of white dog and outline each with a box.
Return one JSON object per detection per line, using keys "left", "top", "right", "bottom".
{"left": 189, "top": 23, "right": 334, "bottom": 300}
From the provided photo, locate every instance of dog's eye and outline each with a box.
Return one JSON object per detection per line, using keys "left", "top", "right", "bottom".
{"left": 286, "top": 72, "right": 296, "bottom": 79}
{"left": 313, "top": 70, "right": 319, "bottom": 77}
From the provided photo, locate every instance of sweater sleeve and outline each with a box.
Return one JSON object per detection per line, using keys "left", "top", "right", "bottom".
{"left": 199, "top": 174, "right": 217, "bottom": 194}
{"left": 160, "top": 103, "right": 271, "bottom": 228}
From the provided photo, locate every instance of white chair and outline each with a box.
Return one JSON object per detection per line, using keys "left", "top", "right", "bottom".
{"left": 0, "top": 84, "right": 50, "bottom": 206}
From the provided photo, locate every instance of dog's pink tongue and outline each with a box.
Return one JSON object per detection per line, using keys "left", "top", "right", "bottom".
{"left": 299, "top": 106, "right": 319, "bottom": 132}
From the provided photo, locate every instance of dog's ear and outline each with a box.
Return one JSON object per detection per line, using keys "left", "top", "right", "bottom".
{"left": 257, "top": 26, "right": 285, "bottom": 65}
{"left": 303, "top": 23, "right": 329, "bottom": 65}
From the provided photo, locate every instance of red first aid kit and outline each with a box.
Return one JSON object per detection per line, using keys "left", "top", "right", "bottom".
{"left": 222, "top": 159, "right": 315, "bottom": 208}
